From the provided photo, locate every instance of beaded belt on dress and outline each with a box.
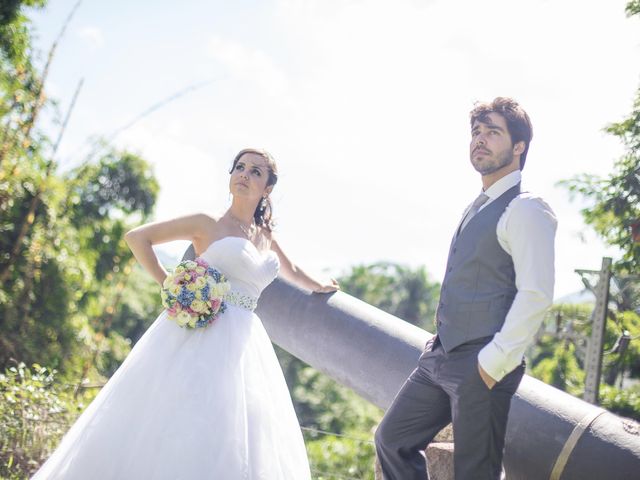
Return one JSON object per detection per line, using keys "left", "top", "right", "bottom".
{"left": 224, "top": 291, "right": 258, "bottom": 311}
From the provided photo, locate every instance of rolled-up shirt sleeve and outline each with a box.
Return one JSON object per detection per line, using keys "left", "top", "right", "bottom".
{"left": 478, "top": 194, "right": 557, "bottom": 382}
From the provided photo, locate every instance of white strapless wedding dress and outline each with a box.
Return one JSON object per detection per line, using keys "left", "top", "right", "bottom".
{"left": 33, "top": 236, "right": 311, "bottom": 480}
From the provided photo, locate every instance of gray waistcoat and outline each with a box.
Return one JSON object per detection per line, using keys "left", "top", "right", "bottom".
{"left": 436, "top": 184, "right": 521, "bottom": 352}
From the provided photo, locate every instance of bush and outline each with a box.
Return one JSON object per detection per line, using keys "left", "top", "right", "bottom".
{"left": 530, "top": 341, "right": 585, "bottom": 396}
{"left": 599, "top": 384, "right": 640, "bottom": 422}
{"left": 305, "top": 433, "right": 376, "bottom": 480}
{"left": 0, "top": 363, "right": 89, "bottom": 479}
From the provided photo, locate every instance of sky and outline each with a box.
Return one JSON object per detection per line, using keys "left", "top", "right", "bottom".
{"left": 28, "top": 0, "right": 640, "bottom": 299}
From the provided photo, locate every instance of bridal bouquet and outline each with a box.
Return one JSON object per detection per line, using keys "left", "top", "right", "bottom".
{"left": 161, "top": 258, "right": 230, "bottom": 329}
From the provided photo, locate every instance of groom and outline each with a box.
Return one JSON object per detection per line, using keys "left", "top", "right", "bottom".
{"left": 374, "top": 97, "right": 557, "bottom": 479}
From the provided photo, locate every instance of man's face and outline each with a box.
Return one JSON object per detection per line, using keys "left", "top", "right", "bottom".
{"left": 469, "top": 112, "right": 518, "bottom": 176}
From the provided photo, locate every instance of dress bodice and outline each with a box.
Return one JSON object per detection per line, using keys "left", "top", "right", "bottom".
{"left": 198, "top": 236, "right": 280, "bottom": 299}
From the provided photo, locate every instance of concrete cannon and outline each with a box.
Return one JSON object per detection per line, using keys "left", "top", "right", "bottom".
{"left": 256, "top": 279, "right": 640, "bottom": 480}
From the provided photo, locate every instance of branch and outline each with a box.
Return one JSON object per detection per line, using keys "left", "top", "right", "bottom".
{"left": 78, "top": 77, "right": 221, "bottom": 164}
{"left": 0, "top": 0, "right": 83, "bottom": 167}
{"left": 0, "top": 79, "right": 83, "bottom": 286}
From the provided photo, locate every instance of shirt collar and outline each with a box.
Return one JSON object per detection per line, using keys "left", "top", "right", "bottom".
{"left": 482, "top": 170, "right": 521, "bottom": 200}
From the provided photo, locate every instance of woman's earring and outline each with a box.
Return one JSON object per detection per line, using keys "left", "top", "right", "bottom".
{"left": 261, "top": 197, "right": 267, "bottom": 209}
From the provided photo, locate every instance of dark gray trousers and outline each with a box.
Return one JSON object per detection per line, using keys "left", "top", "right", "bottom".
{"left": 374, "top": 336, "right": 524, "bottom": 480}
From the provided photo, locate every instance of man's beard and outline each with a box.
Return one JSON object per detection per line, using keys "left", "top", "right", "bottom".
{"left": 471, "top": 148, "right": 513, "bottom": 175}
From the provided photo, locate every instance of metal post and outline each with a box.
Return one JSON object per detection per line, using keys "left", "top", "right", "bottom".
{"left": 583, "top": 257, "right": 612, "bottom": 404}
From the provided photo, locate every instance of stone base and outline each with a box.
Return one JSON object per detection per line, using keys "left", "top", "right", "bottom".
{"left": 426, "top": 442, "right": 454, "bottom": 480}
{"left": 374, "top": 441, "right": 454, "bottom": 480}
{"left": 434, "top": 423, "right": 454, "bottom": 442}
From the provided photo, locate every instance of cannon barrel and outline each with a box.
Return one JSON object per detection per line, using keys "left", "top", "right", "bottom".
{"left": 257, "top": 279, "right": 640, "bottom": 480}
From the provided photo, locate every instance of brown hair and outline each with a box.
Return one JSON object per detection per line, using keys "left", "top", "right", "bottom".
{"left": 470, "top": 97, "right": 533, "bottom": 170}
{"left": 229, "top": 148, "right": 278, "bottom": 231}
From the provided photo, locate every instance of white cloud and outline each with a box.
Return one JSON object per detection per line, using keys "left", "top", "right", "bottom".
{"left": 76, "top": 26, "right": 104, "bottom": 48}
{"left": 207, "top": 36, "right": 290, "bottom": 97}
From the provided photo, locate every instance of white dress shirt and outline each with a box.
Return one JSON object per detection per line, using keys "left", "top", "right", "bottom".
{"left": 462, "top": 170, "right": 558, "bottom": 382}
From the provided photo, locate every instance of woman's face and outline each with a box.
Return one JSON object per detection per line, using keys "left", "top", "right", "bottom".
{"left": 229, "top": 152, "right": 271, "bottom": 203}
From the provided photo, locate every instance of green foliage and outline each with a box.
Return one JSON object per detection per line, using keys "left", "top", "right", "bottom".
{"left": 548, "top": 1, "right": 640, "bottom": 419}
{"left": 531, "top": 303, "right": 640, "bottom": 420}
{"left": 297, "top": 368, "right": 380, "bottom": 479}
{"left": 0, "top": 146, "right": 160, "bottom": 381}
{"left": 1, "top": 173, "right": 85, "bottom": 371}
{"left": 626, "top": 0, "right": 640, "bottom": 17}
{"left": 0, "top": 0, "right": 160, "bottom": 397}
{"left": 293, "top": 366, "right": 382, "bottom": 435}
{"left": 0, "top": 0, "right": 46, "bottom": 174}
{"left": 67, "top": 149, "right": 159, "bottom": 224}
{"left": 0, "top": 363, "right": 89, "bottom": 480}
{"left": 560, "top": 151, "right": 639, "bottom": 273}
{"left": 306, "top": 435, "right": 375, "bottom": 480}
{"left": 531, "top": 341, "right": 585, "bottom": 396}
{"left": 613, "top": 311, "right": 640, "bottom": 378}
{"left": 559, "top": 2, "right": 640, "bottom": 275}
{"left": 274, "top": 344, "right": 382, "bottom": 479}
{"left": 108, "top": 264, "right": 162, "bottom": 344}
{"left": 338, "top": 262, "right": 440, "bottom": 330}
{"left": 599, "top": 384, "right": 640, "bottom": 421}
{"left": 559, "top": 1, "right": 639, "bottom": 275}
{"left": 0, "top": 1, "right": 45, "bottom": 66}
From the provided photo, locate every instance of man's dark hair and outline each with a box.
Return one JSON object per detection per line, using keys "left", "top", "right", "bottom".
{"left": 470, "top": 97, "right": 533, "bottom": 170}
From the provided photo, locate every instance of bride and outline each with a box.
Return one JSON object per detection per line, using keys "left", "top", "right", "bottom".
{"left": 32, "top": 148, "right": 339, "bottom": 479}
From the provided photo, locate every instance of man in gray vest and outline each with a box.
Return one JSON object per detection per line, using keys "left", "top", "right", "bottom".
{"left": 374, "top": 97, "right": 557, "bottom": 479}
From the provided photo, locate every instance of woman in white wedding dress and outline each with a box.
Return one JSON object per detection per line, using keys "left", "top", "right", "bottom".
{"left": 32, "top": 148, "right": 339, "bottom": 480}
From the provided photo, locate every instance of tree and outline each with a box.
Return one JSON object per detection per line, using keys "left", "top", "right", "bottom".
{"left": 560, "top": 5, "right": 640, "bottom": 275}
{"left": 626, "top": 0, "right": 640, "bottom": 16}
{"left": 0, "top": 0, "right": 161, "bottom": 381}
{"left": 0, "top": 147, "right": 159, "bottom": 379}
{"left": 0, "top": 5, "right": 165, "bottom": 476}
{"left": 551, "top": 1, "right": 640, "bottom": 419}
{"left": 0, "top": 0, "right": 48, "bottom": 170}
{"left": 532, "top": 295, "right": 640, "bottom": 419}
{"left": 338, "top": 262, "right": 440, "bottom": 330}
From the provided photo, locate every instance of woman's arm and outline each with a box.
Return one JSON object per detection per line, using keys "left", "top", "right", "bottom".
{"left": 270, "top": 237, "right": 339, "bottom": 293}
{"left": 124, "top": 213, "right": 215, "bottom": 285}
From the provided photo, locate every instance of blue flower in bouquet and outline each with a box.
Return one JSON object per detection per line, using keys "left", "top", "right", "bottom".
{"left": 161, "top": 257, "right": 230, "bottom": 329}
{"left": 177, "top": 287, "right": 196, "bottom": 307}
{"left": 160, "top": 289, "right": 177, "bottom": 308}
{"left": 201, "top": 283, "right": 210, "bottom": 298}
{"left": 207, "top": 267, "right": 224, "bottom": 283}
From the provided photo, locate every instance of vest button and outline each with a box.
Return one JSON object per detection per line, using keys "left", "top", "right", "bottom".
{"left": 448, "top": 267, "right": 453, "bottom": 272}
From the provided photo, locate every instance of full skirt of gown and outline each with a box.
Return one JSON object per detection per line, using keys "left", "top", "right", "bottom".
{"left": 32, "top": 237, "right": 311, "bottom": 479}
